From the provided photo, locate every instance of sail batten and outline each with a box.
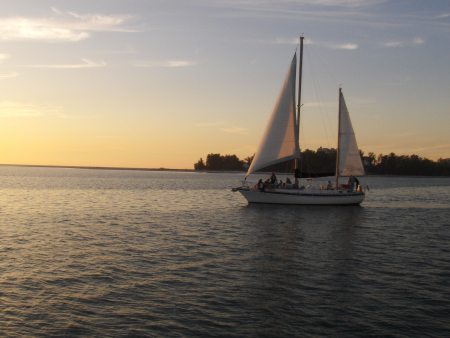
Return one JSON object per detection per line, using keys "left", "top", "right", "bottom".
{"left": 246, "top": 53, "right": 299, "bottom": 176}
{"left": 338, "top": 90, "right": 365, "bottom": 177}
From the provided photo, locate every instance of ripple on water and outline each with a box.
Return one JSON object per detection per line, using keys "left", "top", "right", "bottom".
{"left": 0, "top": 168, "right": 449, "bottom": 337}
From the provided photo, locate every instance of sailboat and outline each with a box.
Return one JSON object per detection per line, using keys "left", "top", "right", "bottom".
{"left": 234, "top": 36, "right": 366, "bottom": 205}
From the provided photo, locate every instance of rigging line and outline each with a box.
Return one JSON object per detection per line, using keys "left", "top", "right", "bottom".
{"left": 305, "top": 46, "right": 332, "bottom": 149}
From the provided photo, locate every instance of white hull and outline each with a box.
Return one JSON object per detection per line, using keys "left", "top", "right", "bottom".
{"left": 238, "top": 188, "right": 364, "bottom": 205}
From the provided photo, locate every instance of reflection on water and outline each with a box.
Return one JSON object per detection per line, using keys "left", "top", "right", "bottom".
{"left": 0, "top": 167, "right": 449, "bottom": 337}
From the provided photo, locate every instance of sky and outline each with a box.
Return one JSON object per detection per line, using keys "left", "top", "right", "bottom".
{"left": 0, "top": 0, "right": 449, "bottom": 169}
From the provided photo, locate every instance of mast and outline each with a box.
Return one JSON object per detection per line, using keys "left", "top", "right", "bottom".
{"left": 295, "top": 36, "right": 304, "bottom": 172}
{"left": 336, "top": 87, "right": 342, "bottom": 189}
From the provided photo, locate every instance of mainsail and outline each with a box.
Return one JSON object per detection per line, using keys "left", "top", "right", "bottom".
{"left": 246, "top": 53, "right": 300, "bottom": 176}
{"left": 338, "top": 89, "right": 365, "bottom": 176}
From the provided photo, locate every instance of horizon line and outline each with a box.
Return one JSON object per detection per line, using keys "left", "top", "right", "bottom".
{"left": 0, "top": 163, "right": 195, "bottom": 172}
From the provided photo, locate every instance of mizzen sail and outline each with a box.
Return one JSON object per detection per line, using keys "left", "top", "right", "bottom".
{"left": 338, "top": 89, "right": 365, "bottom": 176}
{"left": 246, "top": 53, "right": 299, "bottom": 176}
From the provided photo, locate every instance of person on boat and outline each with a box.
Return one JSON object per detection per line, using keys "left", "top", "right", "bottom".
{"left": 270, "top": 172, "right": 277, "bottom": 185}
{"left": 348, "top": 176, "right": 360, "bottom": 191}
{"left": 354, "top": 176, "right": 360, "bottom": 191}
{"left": 256, "top": 179, "right": 264, "bottom": 191}
{"left": 348, "top": 176, "right": 355, "bottom": 191}
{"left": 283, "top": 177, "right": 292, "bottom": 189}
{"left": 326, "top": 180, "right": 333, "bottom": 190}
{"left": 264, "top": 178, "right": 271, "bottom": 190}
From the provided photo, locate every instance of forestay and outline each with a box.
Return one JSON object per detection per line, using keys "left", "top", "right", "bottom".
{"left": 246, "top": 54, "right": 300, "bottom": 176}
{"left": 338, "top": 90, "right": 365, "bottom": 176}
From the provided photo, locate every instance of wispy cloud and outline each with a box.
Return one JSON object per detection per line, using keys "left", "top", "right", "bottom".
{"left": 134, "top": 60, "right": 197, "bottom": 68}
{"left": 267, "top": 37, "right": 358, "bottom": 50}
{"left": 302, "top": 0, "right": 386, "bottom": 7}
{"left": 0, "top": 54, "right": 19, "bottom": 79}
{"left": 195, "top": 121, "right": 225, "bottom": 127}
{"left": 207, "top": 0, "right": 385, "bottom": 9}
{"left": 0, "top": 8, "right": 137, "bottom": 42}
{"left": 311, "top": 38, "right": 359, "bottom": 50}
{"left": 221, "top": 127, "right": 247, "bottom": 135}
{"left": 204, "top": 0, "right": 391, "bottom": 26}
{"left": 413, "top": 37, "right": 425, "bottom": 45}
{"left": 0, "top": 53, "right": 10, "bottom": 62}
{"left": 436, "top": 12, "right": 450, "bottom": 19}
{"left": 60, "top": 10, "right": 137, "bottom": 32}
{"left": 0, "top": 18, "right": 89, "bottom": 41}
{"left": 196, "top": 121, "right": 247, "bottom": 135}
{"left": 334, "top": 42, "right": 358, "bottom": 50}
{"left": 24, "top": 58, "right": 106, "bottom": 69}
{"left": 384, "top": 41, "right": 403, "bottom": 48}
{"left": 412, "top": 143, "right": 450, "bottom": 153}
{"left": 0, "top": 101, "right": 62, "bottom": 117}
{"left": 0, "top": 72, "right": 19, "bottom": 79}
{"left": 383, "top": 36, "right": 425, "bottom": 48}
{"left": 270, "top": 37, "right": 299, "bottom": 45}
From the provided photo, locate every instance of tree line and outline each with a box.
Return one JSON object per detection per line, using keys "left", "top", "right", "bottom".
{"left": 194, "top": 148, "right": 450, "bottom": 176}
{"left": 194, "top": 153, "right": 252, "bottom": 171}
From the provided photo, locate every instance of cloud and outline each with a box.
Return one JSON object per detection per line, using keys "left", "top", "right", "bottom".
{"left": 207, "top": 0, "right": 385, "bottom": 9}
{"left": 384, "top": 41, "right": 403, "bottom": 48}
{"left": 24, "top": 58, "right": 106, "bottom": 69}
{"left": 436, "top": 13, "right": 450, "bottom": 19}
{"left": 334, "top": 43, "right": 358, "bottom": 50}
{"left": 196, "top": 121, "right": 247, "bottom": 135}
{"left": 266, "top": 37, "right": 314, "bottom": 45}
{"left": 265, "top": 37, "right": 358, "bottom": 50}
{"left": 221, "top": 127, "right": 247, "bottom": 135}
{"left": 0, "top": 18, "right": 90, "bottom": 41}
{"left": 0, "top": 101, "right": 62, "bottom": 117}
{"left": 195, "top": 121, "right": 225, "bottom": 127}
{"left": 134, "top": 60, "right": 197, "bottom": 68}
{"left": 63, "top": 11, "right": 137, "bottom": 32}
{"left": 0, "top": 8, "right": 136, "bottom": 42}
{"left": 413, "top": 37, "right": 424, "bottom": 45}
{"left": 203, "top": 0, "right": 389, "bottom": 24}
{"left": 383, "top": 37, "right": 425, "bottom": 48}
{"left": 0, "top": 72, "right": 19, "bottom": 79}
{"left": 270, "top": 37, "right": 299, "bottom": 45}
{"left": 0, "top": 53, "right": 10, "bottom": 62}
{"left": 413, "top": 143, "right": 450, "bottom": 153}
{"left": 303, "top": 0, "right": 385, "bottom": 7}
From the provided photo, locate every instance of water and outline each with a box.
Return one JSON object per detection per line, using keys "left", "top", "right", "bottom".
{"left": 1, "top": 167, "right": 449, "bottom": 337}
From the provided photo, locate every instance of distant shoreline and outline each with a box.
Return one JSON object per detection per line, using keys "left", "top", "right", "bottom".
{"left": 0, "top": 163, "right": 245, "bottom": 174}
{"left": 0, "top": 164, "right": 448, "bottom": 177}
{"left": 0, "top": 163, "right": 195, "bottom": 173}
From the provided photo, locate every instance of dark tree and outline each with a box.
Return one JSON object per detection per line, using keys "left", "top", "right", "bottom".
{"left": 194, "top": 153, "right": 245, "bottom": 171}
{"left": 194, "top": 150, "right": 450, "bottom": 176}
{"left": 194, "top": 158, "right": 206, "bottom": 170}
{"left": 244, "top": 155, "right": 254, "bottom": 167}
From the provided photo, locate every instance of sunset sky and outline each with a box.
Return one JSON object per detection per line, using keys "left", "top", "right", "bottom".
{"left": 1, "top": 0, "right": 449, "bottom": 168}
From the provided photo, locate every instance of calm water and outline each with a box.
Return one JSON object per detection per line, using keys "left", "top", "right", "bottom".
{"left": 1, "top": 167, "right": 449, "bottom": 337}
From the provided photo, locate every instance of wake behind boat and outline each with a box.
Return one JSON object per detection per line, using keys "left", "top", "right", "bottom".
{"left": 233, "top": 36, "right": 366, "bottom": 205}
